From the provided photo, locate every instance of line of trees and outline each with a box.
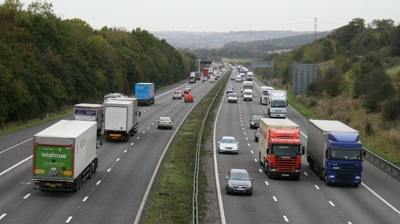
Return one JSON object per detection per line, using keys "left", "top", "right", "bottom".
{"left": 0, "top": 0, "right": 197, "bottom": 127}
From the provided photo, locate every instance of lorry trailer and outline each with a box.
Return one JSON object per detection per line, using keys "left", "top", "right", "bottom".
{"left": 134, "top": 83, "right": 155, "bottom": 106}
{"left": 32, "top": 120, "right": 100, "bottom": 192}
{"left": 73, "top": 103, "right": 103, "bottom": 135}
{"left": 307, "top": 119, "right": 364, "bottom": 187}
{"left": 103, "top": 100, "right": 135, "bottom": 141}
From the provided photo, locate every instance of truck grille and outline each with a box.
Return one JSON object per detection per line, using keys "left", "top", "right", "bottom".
{"left": 336, "top": 172, "right": 355, "bottom": 181}
{"left": 332, "top": 163, "right": 361, "bottom": 172}
{"left": 275, "top": 158, "right": 297, "bottom": 172}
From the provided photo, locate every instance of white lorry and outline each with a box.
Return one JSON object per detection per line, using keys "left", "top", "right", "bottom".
{"left": 103, "top": 100, "right": 137, "bottom": 141}
{"left": 246, "top": 72, "right": 254, "bottom": 81}
{"left": 241, "top": 81, "right": 254, "bottom": 93}
{"left": 260, "top": 86, "right": 275, "bottom": 105}
{"left": 73, "top": 103, "right": 103, "bottom": 135}
{"left": 32, "top": 120, "right": 100, "bottom": 192}
{"left": 267, "top": 90, "right": 288, "bottom": 118}
{"left": 243, "top": 89, "right": 253, "bottom": 101}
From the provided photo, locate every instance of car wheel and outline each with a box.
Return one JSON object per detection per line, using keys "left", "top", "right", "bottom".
{"left": 248, "top": 192, "right": 252, "bottom": 196}
{"left": 157, "top": 126, "right": 160, "bottom": 129}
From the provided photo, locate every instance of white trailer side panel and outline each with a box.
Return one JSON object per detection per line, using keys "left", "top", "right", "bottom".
{"left": 104, "top": 100, "right": 134, "bottom": 132}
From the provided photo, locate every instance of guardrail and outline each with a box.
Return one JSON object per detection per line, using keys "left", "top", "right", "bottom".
{"left": 364, "top": 147, "right": 400, "bottom": 180}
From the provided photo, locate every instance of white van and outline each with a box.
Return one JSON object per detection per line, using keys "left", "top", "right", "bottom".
{"left": 209, "top": 75, "right": 216, "bottom": 83}
{"left": 243, "top": 89, "right": 253, "bottom": 101}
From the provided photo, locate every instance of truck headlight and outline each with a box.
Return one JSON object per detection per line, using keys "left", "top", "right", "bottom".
{"left": 355, "top": 176, "right": 361, "bottom": 180}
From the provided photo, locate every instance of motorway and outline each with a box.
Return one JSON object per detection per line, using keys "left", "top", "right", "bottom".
{"left": 1, "top": 68, "right": 400, "bottom": 224}
{"left": 215, "top": 69, "right": 400, "bottom": 224}
{"left": 0, "top": 77, "right": 219, "bottom": 223}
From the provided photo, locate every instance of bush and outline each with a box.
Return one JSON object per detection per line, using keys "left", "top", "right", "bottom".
{"left": 382, "top": 99, "right": 400, "bottom": 120}
{"left": 365, "top": 122, "right": 373, "bottom": 136}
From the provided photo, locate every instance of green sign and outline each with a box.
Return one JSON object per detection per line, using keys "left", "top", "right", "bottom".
{"left": 34, "top": 145, "right": 73, "bottom": 177}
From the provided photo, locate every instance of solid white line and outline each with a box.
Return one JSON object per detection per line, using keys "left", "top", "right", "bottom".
{"left": 283, "top": 215, "right": 289, "bottom": 222}
{"left": 0, "top": 156, "right": 32, "bottom": 176}
{"left": 314, "top": 185, "right": 320, "bottom": 190}
{"left": 0, "top": 214, "right": 6, "bottom": 220}
{"left": 0, "top": 138, "right": 32, "bottom": 154}
{"left": 65, "top": 216, "right": 73, "bottom": 223}
{"left": 273, "top": 196, "right": 277, "bottom": 201}
{"left": 329, "top": 201, "right": 335, "bottom": 206}
{"left": 83, "top": 196, "right": 88, "bottom": 202}
{"left": 23, "top": 193, "right": 30, "bottom": 199}
{"left": 301, "top": 131, "right": 307, "bottom": 138}
{"left": 265, "top": 181, "right": 269, "bottom": 186}
{"left": 362, "top": 182, "right": 400, "bottom": 215}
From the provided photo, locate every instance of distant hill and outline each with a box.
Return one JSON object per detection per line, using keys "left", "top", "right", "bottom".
{"left": 151, "top": 30, "right": 330, "bottom": 50}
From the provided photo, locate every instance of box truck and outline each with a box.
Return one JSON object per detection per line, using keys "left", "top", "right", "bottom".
{"left": 134, "top": 83, "right": 155, "bottom": 106}
{"left": 307, "top": 119, "right": 364, "bottom": 187}
{"left": 260, "top": 86, "right": 274, "bottom": 105}
{"left": 267, "top": 90, "right": 288, "bottom": 118}
{"left": 103, "top": 100, "right": 135, "bottom": 141}
{"left": 32, "top": 120, "right": 100, "bottom": 192}
{"left": 258, "top": 118, "right": 305, "bottom": 180}
{"left": 73, "top": 103, "right": 103, "bottom": 135}
{"left": 105, "top": 97, "right": 140, "bottom": 135}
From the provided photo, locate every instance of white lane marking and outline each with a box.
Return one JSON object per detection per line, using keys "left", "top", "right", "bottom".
{"left": 23, "top": 193, "right": 30, "bottom": 199}
{"left": 96, "top": 181, "right": 101, "bottom": 185}
{"left": 265, "top": 181, "right": 269, "bottom": 186}
{"left": 348, "top": 222, "right": 352, "bottom": 224}
{"left": 0, "top": 156, "right": 32, "bottom": 176}
{"left": 259, "top": 169, "right": 262, "bottom": 172}
{"left": 107, "top": 168, "right": 111, "bottom": 172}
{"left": 273, "top": 196, "right": 277, "bottom": 201}
{"left": 362, "top": 182, "right": 400, "bottom": 215}
{"left": 137, "top": 137, "right": 140, "bottom": 139}
{"left": 250, "top": 150, "right": 254, "bottom": 154}
{"left": 283, "top": 216, "right": 289, "bottom": 222}
{"left": 147, "top": 127, "right": 150, "bottom": 129}
{"left": 83, "top": 196, "right": 88, "bottom": 202}
{"left": 66, "top": 216, "right": 73, "bottom": 223}
{"left": 124, "top": 150, "right": 128, "bottom": 153}
{"left": 247, "top": 143, "right": 250, "bottom": 146}
{"left": 0, "top": 138, "right": 32, "bottom": 154}
{"left": 314, "top": 185, "right": 320, "bottom": 190}
{"left": 142, "top": 131, "right": 146, "bottom": 134}
{"left": 130, "top": 143, "right": 134, "bottom": 146}
{"left": 116, "top": 158, "right": 120, "bottom": 162}
{"left": 301, "top": 131, "right": 307, "bottom": 138}
{"left": 152, "top": 123, "right": 154, "bottom": 125}
{"left": 329, "top": 201, "right": 335, "bottom": 206}
{"left": 0, "top": 214, "right": 6, "bottom": 220}
{"left": 303, "top": 172, "right": 308, "bottom": 176}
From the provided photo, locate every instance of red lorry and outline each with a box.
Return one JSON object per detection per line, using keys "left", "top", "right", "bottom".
{"left": 202, "top": 68, "right": 209, "bottom": 80}
{"left": 258, "top": 118, "right": 305, "bottom": 180}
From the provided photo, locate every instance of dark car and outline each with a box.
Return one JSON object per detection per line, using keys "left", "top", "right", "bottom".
{"left": 254, "top": 128, "right": 259, "bottom": 142}
{"left": 226, "top": 86, "right": 234, "bottom": 94}
{"left": 224, "top": 168, "right": 254, "bottom": 195}
{"left": 249, "top": 115, "right": 262, "bottom": 129}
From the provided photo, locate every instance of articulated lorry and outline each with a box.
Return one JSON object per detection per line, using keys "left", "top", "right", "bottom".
{"left": 135, "top": 83, "right": 155, "bottom": 106}
{"left": 260, "top": 86, "right": 274, "bottom": 105}
{"left": 267, "top": 90, "right": 288, "bottom": 118}
{"left": 103, "top": 99, "right": 138, "bottom": 141}
{"left": 32, "top": 120, "right": 99, "bottom": 192}
{"left": 307, "top": 119, "right": 364, "bottom": 187}
{"left": 258, "top": 118, "right": 305, "bottom": 180}
{"left": 73, "top": 103, "right": 103, "bottom": 135}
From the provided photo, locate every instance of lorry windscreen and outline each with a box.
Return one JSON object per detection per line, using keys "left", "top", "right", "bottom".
{"left": 271, "top": 145, "right": 301, "bottom": 156}
{"left": 271, "top": 100, "right": 286, "bottom": 107}
{"left": 330, "top": 149, "right": 363, "bottom": 160}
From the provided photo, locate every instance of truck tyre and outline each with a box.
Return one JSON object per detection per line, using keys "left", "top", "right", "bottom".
{"left": 259, "top": 153, "right": 263, "bottom": 166}
{"left": 72, "top": 175, "right": 82, "bottom": 192}
{"left": 93, "top": 159, "right": 98, "bottom": 174}
{"left": 87, "top": 164, "right": 93, "bottom": 179}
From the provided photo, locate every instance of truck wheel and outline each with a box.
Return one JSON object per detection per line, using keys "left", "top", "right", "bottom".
{"left": 72, "top": 175, "right": 82, "bottom": 192}
{"left": 87, "top": 164, "right": 93, "bottom": 179}
{"left": 93, "top": 159, "right": 98, "bottom": 174}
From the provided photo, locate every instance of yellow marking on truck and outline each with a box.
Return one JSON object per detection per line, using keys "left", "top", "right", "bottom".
{"left": 63, "top": 170, "right": 72, "bottom": 176}
{"left": 109, "top": 134, "right": 121, "bottom": 137}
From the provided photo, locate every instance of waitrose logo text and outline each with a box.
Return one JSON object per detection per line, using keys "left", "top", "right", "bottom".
{"left": 41, "top": 152, "right": 67, "bottom": 159}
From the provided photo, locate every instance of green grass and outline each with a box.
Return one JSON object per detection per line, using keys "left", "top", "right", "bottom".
{"left": 142, "top": 70, "right": 230, "bottom": 224}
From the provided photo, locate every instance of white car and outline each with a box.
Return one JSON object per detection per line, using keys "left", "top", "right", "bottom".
{"left": 227, "top": 93, "right": 238, "bottom": 103}
{"left": 172, "top": 90, "right": 183, "bottom": 100}
{"left": 218, "top": 136, "right": 239, "bottom": 154}
{"left": 243, "top": 89, "right": 253, "bottom": 101}
{"left": 158, "top": 117, "right": 173, "bottom": 129}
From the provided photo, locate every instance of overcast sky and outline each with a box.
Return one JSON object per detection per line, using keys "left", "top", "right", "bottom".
{"left": 13, "top": 0, "right": 400, "bottom": 32}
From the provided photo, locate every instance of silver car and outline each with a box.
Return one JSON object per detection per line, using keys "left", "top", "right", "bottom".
{"left": 157, "top": 117, "right": 173, "bottom": 129}
{"left": 224, "top": 168, "right": 254, "bottom": 195}
{"left": 218, "top": 136, "right": 239, "bottom": 154}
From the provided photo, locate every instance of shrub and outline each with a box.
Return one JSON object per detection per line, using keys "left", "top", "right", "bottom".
{"left": 365, "top": 122, "right": 373, "bottom": 136}
{"left": 382, "top": 99, "right": 400, "bottom": 120}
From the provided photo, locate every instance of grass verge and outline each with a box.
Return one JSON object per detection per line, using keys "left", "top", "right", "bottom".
{"left": 142, "top": 73, "right": 229, "bottom": 224}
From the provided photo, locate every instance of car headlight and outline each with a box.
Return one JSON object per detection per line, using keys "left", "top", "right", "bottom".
{"left": 251, "top": 122, "right": 254, "bottom": 125}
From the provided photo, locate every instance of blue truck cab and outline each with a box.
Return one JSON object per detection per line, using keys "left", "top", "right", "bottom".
{"left": 134, "top": 83, "right": 155, "bottom": 106}
{"left": 324, "top": 132, "right": 363, "bottom": 186}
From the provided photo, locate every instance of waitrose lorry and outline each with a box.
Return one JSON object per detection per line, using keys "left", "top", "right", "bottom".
{"left": 258, "top": 118, "right": 305, "bottom": 180}
{"left": 307, "top": 119, "right": 364, "bottom": 187}
{"left": 32, "top": 120, "right": 99, "bottom": 192}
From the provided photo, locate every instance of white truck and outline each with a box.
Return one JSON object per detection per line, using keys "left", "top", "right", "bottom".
{"left": 246, "top": 72, "right": 254, "bottom": 81}
{"left": 241, "top": 81, "right": 254, "bottom": 93}
{"left": 73, "top": 103, "right": 103, "bottom": 135}
{"left": 103, "top": 99, "right": 137, "bottom": 141}
{"left": 32, "top": 120, "right": 100, "bottom": 192}
{"left": 242, "top": 89, "right": 253, "bottom": 101}
{"left": 260, "top": 86, "right": 275, "bottom": 105}
{"left": 267, "top": 90, "right": 288, "bottom": 118}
